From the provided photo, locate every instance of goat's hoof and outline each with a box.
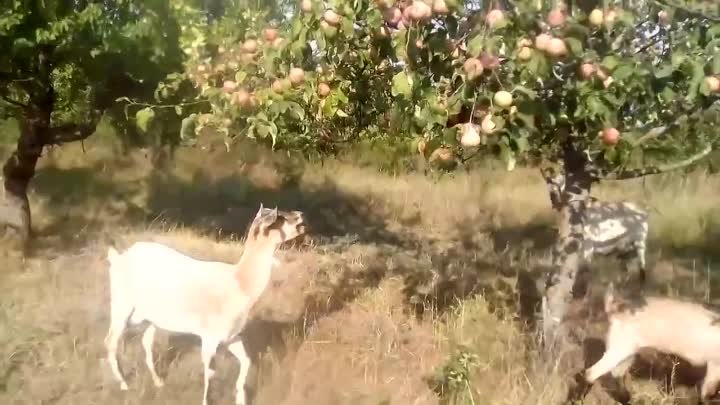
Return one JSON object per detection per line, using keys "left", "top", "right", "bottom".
{"left": 120, "top": 382, "right": 129, "bottom": 391}
{"left": 153, "top": 379, "right": 165, "bottom": 388}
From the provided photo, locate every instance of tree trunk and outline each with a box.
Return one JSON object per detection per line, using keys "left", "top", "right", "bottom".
{"left": 542, "top": 142, "right": 595, "bottom": 343}
{"left": 0, "top": 114, "right": 50, "bottom": 254}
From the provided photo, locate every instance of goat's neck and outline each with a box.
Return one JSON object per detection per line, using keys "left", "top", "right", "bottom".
{"left": 233, "top": 239, "right": 279, "bottom": 304}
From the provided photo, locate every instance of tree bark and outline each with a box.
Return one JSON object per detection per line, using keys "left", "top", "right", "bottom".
{"left": 0, "top": 112, "right": 50, "bottom": 254}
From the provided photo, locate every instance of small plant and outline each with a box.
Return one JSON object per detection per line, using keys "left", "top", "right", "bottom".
{"left": 426, "top": 346, "right": 480, "bottom": 405}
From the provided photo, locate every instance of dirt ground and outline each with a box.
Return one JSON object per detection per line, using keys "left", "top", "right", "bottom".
{"left": 2, "top": 135, "right": 720, "bottom": 405}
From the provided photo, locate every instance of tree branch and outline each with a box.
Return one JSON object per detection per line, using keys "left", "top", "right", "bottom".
{"left": 47, "top": 119, "right": 100, "bottom": 144}
{"left": 601, "top": 144, "right": 712, "bottom": 180}
{"left": 0, "top": 94, "right": 28, "bottom": 109}
{"left": 652, "top": 0, "right": 720, "bottom": 23}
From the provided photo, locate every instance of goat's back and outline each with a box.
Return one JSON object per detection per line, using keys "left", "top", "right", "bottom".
{"left": 107, "top": 242, "right": 247, "bottom": 335}
{"left": 612, "top": 297, "right": 720, "bottom": 365}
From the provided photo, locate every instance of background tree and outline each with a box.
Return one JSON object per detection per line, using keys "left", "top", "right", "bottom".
{"left": 0, "top": 0, "right": 200, "bottom": 250}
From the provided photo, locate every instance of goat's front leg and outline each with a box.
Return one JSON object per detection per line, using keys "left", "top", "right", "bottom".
{"left": 585, "top": 339, "right": 636, "bottom": 384}
{"left": 227, "top": 339, "right": 251, "bottom": 405}
{"left": 200, "top": 338, "right": 220, "bottom": 405}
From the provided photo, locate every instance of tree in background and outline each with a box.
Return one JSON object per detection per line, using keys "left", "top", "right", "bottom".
{"left": 0, "top": 0, "right": 205, "bottom": 250}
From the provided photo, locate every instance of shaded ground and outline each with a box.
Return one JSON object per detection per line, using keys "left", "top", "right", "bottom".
{"left": 2, "top": 136, "right": 720, "bottom": 405}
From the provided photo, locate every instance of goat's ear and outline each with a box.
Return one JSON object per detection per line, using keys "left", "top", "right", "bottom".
{"left": 268, "top": 207, "right": 278, "bottom": 222}
{"left": 256, "top": 203, "right": 264, "bottom": 218}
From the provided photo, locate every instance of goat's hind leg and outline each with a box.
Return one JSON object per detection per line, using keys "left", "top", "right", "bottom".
{"left": 141, "top": 324, "right": 165, "bottom": 388}
{"left": 105, "top": 306, "right": 134, "bottom": 390}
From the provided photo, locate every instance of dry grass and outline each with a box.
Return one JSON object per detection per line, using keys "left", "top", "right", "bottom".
{"left": 2, "top": 133, "right": 720, "bottom": 405}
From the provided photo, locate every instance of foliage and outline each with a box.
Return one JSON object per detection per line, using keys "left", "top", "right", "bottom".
{"left": 0, "top": 0, "right": 188, "bottom": 146}
{"left": 128, "top": 0, "right": 720, "bottom": 173}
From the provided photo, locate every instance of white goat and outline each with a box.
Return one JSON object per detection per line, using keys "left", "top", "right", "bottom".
{"left": 540, "top": 168, "right": 649, "bottom": 283}
{"left": 104, "top": 205, "right": 307, "bottom": 405}
{"left": 586, "top": 284, "right": 720, "bottom": 403}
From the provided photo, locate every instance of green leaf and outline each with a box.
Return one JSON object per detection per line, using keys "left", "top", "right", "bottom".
{"left": 612, "top": 65, "right": 634, "bottom": 81}
{"left": 391, "top": 71, "right": 412, "bottom": 98}
{"left": 565, "top": 37, "right": 583, "bottom": 56}
{"left": 654, "top": 64, "right": 675, "bottom": 78}
{"left": 601, "top": 56, "right": 620, "bottom": 71}
{"left": 235, "top": 71, "right": 247, "bottom": 83}
{"left": 135, "top": 107, "right": 155, "bottom": 133}
{"left": 336, "top": 109, "right": 349, "bottom": 118}
{"left": 713, "top": 53, "right": 720, "bottom": 75}
{"left": 467, "top": 35, "right": 483, "bottom": 57}
{"left": 175, "top": 105, "right": 183, "bottom": 115}
{"left": 512, "top": 85, "right": 537, "bottom": 99}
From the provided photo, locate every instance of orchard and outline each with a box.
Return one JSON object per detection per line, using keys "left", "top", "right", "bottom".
{"left": 2, "top": 0, "right": 720, "bottom": 384}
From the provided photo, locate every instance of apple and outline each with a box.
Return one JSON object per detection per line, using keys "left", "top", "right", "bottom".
{"left": 547, "top": 9, "right": 566, "bottom": 27}
{"left": 223, "top": 80, "right": 238, "bottom": 93}
{"left": 272, "top": 79, "right": 284, "bottom": 93}
{"left": 323, "top": 9, "right": 341, "bottom": 26}
{"left": 289, "top": 67, "right": 305, "bottom": 86}
{"left": 493, "top": 90, "right": 513, "bottom": 108}
{"left": 384, "top": 7, "right": 402, "bottom": 26}
{"left": 415, "top": 39, "right": 425, "bottom": 49}
{"left": 432, "top": 0, "right": 449, "bottom": 15}
{"left": 242, "top": 39, "right": 258, "bottom": 53}
{"left": 580, "top": 63, "right": 596, "bottom": 79}
{"left": 705, "top": 76, "right": 720, "bottom": 92}
{"left": 485, "top": 9, "right": 505, "bottom": 28}
{"left": 602, "top": 127, "right": 620, "bottom": 146}
{"left": 263, "top": 28, "right": 278, "bottom": 42}
{"left": 272, "top": 37, "right": 286, "bottom": 48}
{"left": 300, "top": 0, "right": 312, "bottom": 13}
{"left": 463, "top": 57, "right": 484, "bottom": 80}
{"left": 460, "top": 123, "right": 482, "bottom": 147}
{"left": 658, "top": 10, "right": 670, "bottom": 25}
{"left": 517, "top": 38, "right": 533, "bottom": 48}
{"left": 232, "top": 89, "right": 250, "bottom": 106}
{"left": 589, "top": 9, "right": 604, "bottom": 26}
{"left": 517, "top": 46, "right": 533, "bottom": 61}
{"left": 605, "top": 9, "right": 618, "bottom": 25}
{"left": 546, "top": 38, "right": 568, "bottom": 57}
{"left": 480, "top": 53, "right": 500, "bottom": 70}
{"left": 480, "top": 114, "right": 496, "bottom": 134}
{"left": 535, "top": 33, "right": 552, "bottom": 51}
{"left": 318, "top": 82, "right": 331, "bottom": 97}
{"left": 408, "top": 1, "right": 431, "bottom": 22}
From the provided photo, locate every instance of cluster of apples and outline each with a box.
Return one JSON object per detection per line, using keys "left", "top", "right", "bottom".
{"left": 377, "top": 0, "right": 457, "bottom": 34}
{"left": 579, "top": 62, "right": 614, "bottom": 88}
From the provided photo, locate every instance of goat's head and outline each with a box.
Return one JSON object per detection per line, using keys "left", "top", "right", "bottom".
{"left": 540, "top": 166, "right": 566, "bottom": 211}
{"left": 247, "top": 204, "right": 307, "bottom": 246}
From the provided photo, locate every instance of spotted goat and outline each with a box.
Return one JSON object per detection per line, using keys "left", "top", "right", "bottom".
{"left": 540, "top": 167, "right": 649, "bottom": 283}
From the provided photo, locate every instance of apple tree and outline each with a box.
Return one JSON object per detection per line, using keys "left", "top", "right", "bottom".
{"left": 119, "top": 0, "right": 720, "bottom": 367}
